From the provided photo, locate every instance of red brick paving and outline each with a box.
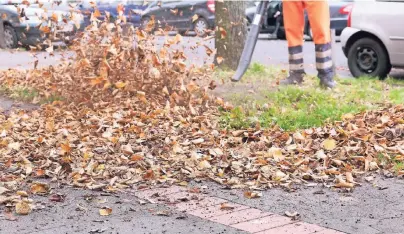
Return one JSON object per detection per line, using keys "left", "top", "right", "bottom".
{"left": 315, "top": 229, "right": 346, "bottom": 234}
{"left": 188, "top": 203, "right": 250, "bottom": 219}
{"left": 231, "top": 214, "right": 294, "bottom": 233}
{"left": 171, "top": 193, "right": 227, "bottom": 212}
{"left": 207, "top": 208, "right": 271, "bottom": 226}
{"left": 135, "top": 186, "right": 345, "bottom": 234}
{"left": 255, "top": 222, "right": 326, "bottom": 234}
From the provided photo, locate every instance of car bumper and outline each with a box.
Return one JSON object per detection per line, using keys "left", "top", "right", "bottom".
{"left": 330, "top": 18, "right": 347, "bottom": 35}
{"left": 340, "top": 27, "right": 360, "bottom": 57}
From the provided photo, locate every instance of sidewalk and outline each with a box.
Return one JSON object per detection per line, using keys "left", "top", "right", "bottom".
{"left": 135, "top": 186, "right": 344, "bottom": 234}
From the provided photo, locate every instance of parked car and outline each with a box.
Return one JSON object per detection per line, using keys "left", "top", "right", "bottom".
{"left": 140, "top": 0, "right": 215, "bottom": 37}
{"left": 245, "top": 0, "right": 353, "bottom": 40}
{"left": 97, "top": 0, "right": 146, "bottom": 27}
{"left": 340, "top": 0, "right": 404, "bottom": 79}
{"left": 0, "top": 1, "right": 85, "bottom": 48}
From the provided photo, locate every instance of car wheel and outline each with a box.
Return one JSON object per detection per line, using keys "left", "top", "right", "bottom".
{"left": 178, "top": 30, "right": 187, "bottom": 36}
{"left": 305, "top": 24, "right": 313, "bottom": 41}
{"left": 193, "top": 17, "right": 208, "bottom": 37}
{"left": 347, "top": 37, "right": 391, "bottom": 79}
{"left": 276, "top": 29, "right": 286, "bottom": 40}
{"left": 3, "top": 25, "right": 18, "bottom": 49}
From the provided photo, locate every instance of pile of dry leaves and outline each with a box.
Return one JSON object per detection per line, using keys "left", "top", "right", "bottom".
{"left": 0, "top": 6, "right": 403, "bottom": 215}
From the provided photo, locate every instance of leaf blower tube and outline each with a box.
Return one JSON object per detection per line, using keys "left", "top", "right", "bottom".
{"left": 232, "top": 1, "right": 270, "bottom": 82}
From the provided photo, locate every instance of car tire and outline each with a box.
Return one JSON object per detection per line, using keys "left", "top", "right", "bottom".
{"left": 305, "top": 24, "right": 313, "bottom": 41}
{"left": 178, "top": 30, "right": 187, "bottom": 36}
{"left": 347, "top": 37, "right": 391, "bottom": 79}
{"left": 276, "top": 29, "right": 286, "bottom": 40}
{"left": 3, "top": 25, "right": 18, "bottom": 49}
{"left": 193, "top": 17, "right": 208, "bottom": 37}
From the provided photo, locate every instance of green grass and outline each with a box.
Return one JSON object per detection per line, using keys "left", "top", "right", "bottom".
{"left": 215, "top": 64, "right": 404, "bottom": 131}
{"left": 0, "top": 85, "right": 64, "bottom": 104}
{"left": 394, "top": 162, "right": 404, "bottom": 174}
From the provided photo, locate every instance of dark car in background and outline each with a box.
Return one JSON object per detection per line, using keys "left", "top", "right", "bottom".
{"left": 140, "top": 0, "right": 215, "bottom": 36}
{"left": 96, "top": 0, "right": 147, "bottom": 27}
{"left": 0, "top": 1, "right": 85, "bottom": 49}
{"left": 246, "top": 0, "right": 353, "bottom": 40}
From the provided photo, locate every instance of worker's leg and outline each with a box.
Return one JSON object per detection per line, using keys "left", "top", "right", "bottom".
{"left": 304, "top": 0, "right": 336, "bottom": 88}
{"left": 280, "top": 0, "right": 306, "bottom": 85}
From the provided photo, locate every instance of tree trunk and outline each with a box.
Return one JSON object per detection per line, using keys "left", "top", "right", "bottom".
{"left": 215, "top": 1, "right": 247, "bottom": 70}
{"left": 0, "top": 20, "right": 6, "bottom": 49}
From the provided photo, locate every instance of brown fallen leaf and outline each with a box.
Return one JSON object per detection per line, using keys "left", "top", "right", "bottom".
{"left": 93, "top": 9, "right": 101, "bottom": 18}
{"left": 156, "top": 210, "right": 171, "bottom": 216}
{"left": 143, "top": 170, "right": 155, "bottom": 180}
{"left": 380, "top": 115, "right": 390, "bottom": 124}
{"left": 232, "top": 130, "right": 245, "bottom": 137}
{"left": 30, "top": 183, "right": 50, "bottom": 194}
{"left": 322, "top": 139, "right": 337, "bottom": 151}
{"left": 5, "top": 211, "right": 17, "bottom": 221}
{"left": 334, "top": 180, "right": 354, "bottom": 188}
{"left": 244, "top": 191, "right": 262, "bottom": 199}
{"left": 130, "top": 155, "right": 144, "bottom": 161}
{"left": 170, "top": 9, "right": 178, "bottom": 15}
{"left": 16, "top": 191, "right": 28, "bottom": 197}
{"left": 220, "top": 203, "right": 235, "bottom": 210}
{"left": 216, "top": 56, "right": 224, "bottom": 64}
{"left": 345, "top": 172, "right": 354, "bottom": 183}
{"left": 15, "top": 200, "right": 32, "bottom": 215}
{"left": 51, "top": 12, "right": 58, "bottom": 22}
{"left": 49, "top": 194, "right": 65, "bottom": 202}
{"left": 115, "top": 81, "right": 127, "bottom": 89}
{"left": 121, "top": 144, "right": 134, "bottom": 155}
{"left": 198, "top": 160, "right": 211, "bottom": 170}
{"left": 192, "top": 14, "right": 198, "bottom": 22}
{"left": 219, "top": 27, "right": 227, "bottom": 39}
{"left": 99, "top": 207, "right": 112, "bottom": 216}
{"left": 0, "top": 187, "right": 9, "bottom": 195}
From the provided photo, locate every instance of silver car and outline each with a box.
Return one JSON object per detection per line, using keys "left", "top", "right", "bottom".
{"left": 340, "top": 0, "right": 404, "bottom": 79}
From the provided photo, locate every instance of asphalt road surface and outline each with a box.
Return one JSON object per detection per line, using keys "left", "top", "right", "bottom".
{"left": 0, "top": 36, "right": 351, "bottom": 76}
{"left": 2, "top": 35, "right": 404, "bottom": 79}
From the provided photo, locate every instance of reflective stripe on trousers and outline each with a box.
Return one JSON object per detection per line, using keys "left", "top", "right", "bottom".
{"left": 283, "top": 0, "right": 334, "bottom": 77}
{"left": 288, "top": 45, "right": 304, "bottom": 74}
{"left": 315, "top": 43, "right": 333, "bottom": 75}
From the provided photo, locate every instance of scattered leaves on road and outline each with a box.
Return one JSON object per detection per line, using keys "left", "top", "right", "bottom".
{"left": 0, "top": 3, "right": 402, "bottom": 218}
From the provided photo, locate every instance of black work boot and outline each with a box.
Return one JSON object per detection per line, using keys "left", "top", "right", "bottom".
{"left": 280, "top": 71, "right": 305, "bottom": 86}
{"left": 315, "top": 43, "right": 336, "bottom": 89}
{"left": 280, "top": 45, "right": 305, "bottom": 86}
{"left": 319, "top": 72, "right": 336, "bottom": 89}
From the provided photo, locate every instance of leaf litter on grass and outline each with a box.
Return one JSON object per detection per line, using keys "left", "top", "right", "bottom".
{"left": 0, "top": 4, "right": 403, "bottom": 217}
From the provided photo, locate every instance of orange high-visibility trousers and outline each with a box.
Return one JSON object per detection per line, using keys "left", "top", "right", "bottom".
{"left": 282, "top": 0, "right": 333, "bottom": 78}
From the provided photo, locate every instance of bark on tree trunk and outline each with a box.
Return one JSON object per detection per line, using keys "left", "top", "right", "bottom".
{"left": 215, "top": 1, "right": 247, "bottom": 70}
{"left": 0, "top": 20, "right": 6, "bottom": 49}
